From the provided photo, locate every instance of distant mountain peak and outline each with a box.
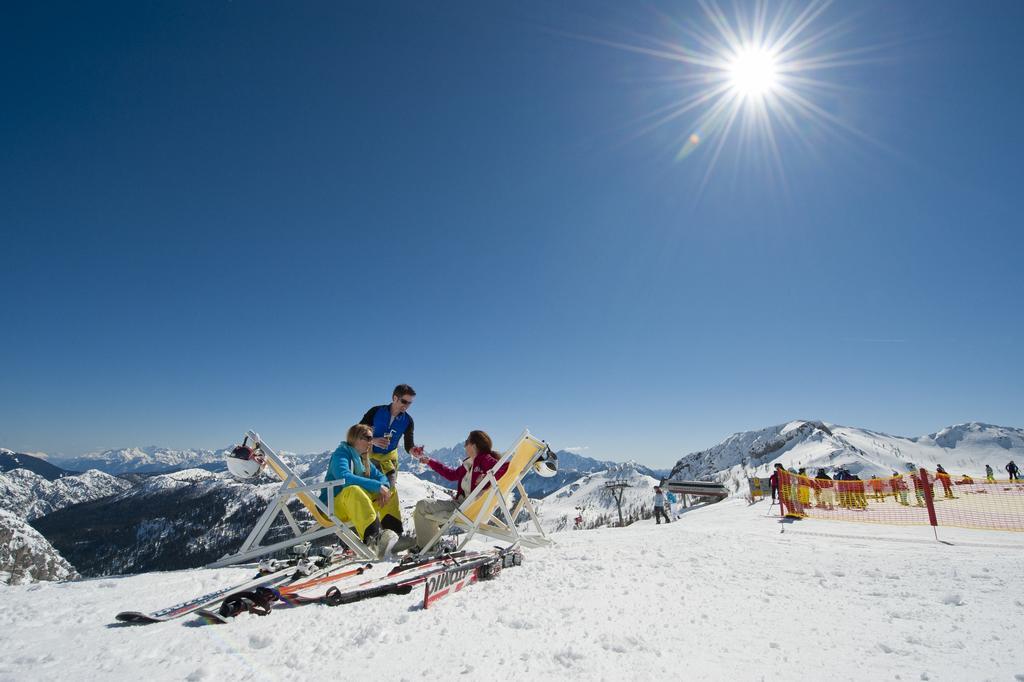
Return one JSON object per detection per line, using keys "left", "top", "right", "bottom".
{"left": 0, "top": 508, "right": 78, "bottom": 585}
{"left": 0, "top": 450, "right": 78, "bottom": 481}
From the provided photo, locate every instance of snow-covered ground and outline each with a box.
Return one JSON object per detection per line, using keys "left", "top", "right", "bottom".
{"left": 3, "top": 500, "right": 1023, "bottom": 681}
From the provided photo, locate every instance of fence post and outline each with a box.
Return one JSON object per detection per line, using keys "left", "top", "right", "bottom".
{"left": 776, "top": 470, "right": 786, "bottom": 517}
{"left": 920, "top": 467, "right": 938, "bottom": 531}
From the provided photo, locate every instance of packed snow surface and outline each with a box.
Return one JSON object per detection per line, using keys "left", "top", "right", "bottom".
{"left": 3, "top": 501, "right": 1023, "bottom": 681}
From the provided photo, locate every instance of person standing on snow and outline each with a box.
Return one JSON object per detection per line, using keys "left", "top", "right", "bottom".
{"left": 653, "top": 486, "right": 671, "bottom": 524}
{"left": 985, "top": 464, "right": 995, "bottom": 483}
{"left": 849, "top": 473, "right": 868, "bottom": 509}
{"left": 666, "top": 491, "right": 680, "bottom": 520}
{"left": 909, "top": 469, "right": 927, "bottom": 507}
{"left": 359, "top": 384, "right": 425, "bottom": 536}
{"left": 320, "top": 424, "right": 399, "bottom": 559}
{"left": 1007, "top": 460, "right": 1020, "bottom": 482}
{"left": 890, "top": 471, "right": 909, "bottom": 506}
{"left": 814, "top": 469, "right": 834, "bottom": 509}
{"left": 797, "top": 468, "right": 812, "bottom": 508}
{"left": 869, "top": 475, "right": 885, "bottom": 502}
{"left": 935, "top": 464, "right": 955, "bottom": 499}
{"left": 834, "top": 468, "right": 850, "bottom": 508}
{"left": 769, "top": 465, "right": 780, "bottom": 502}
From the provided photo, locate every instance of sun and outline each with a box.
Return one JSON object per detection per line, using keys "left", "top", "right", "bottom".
{"left": 728, "top": 46, "right": 777, "bottom": 98}
{"left": 576, "top": 0, "right": 883, "bottom": 190}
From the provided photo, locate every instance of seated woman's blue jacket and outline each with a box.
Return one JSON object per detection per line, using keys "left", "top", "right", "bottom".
{"left": 319, "top": 442, "right": 388, "bottom": 505}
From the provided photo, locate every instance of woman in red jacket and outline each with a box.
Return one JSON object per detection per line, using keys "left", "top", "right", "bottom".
{"left": 410, "top": 430, "right": 509, "bottom": 552}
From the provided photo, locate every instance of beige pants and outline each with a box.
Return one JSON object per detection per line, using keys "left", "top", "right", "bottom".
{"left": 414, "top": 498, "right": 459, "bottom": 547}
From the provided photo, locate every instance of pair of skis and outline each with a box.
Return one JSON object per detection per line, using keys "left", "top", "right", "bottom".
{"left": 113, "top": 551, "right": 358, "bottom": 625}
{"left": 197, "top": 545, "right": 522, "bottom": 624}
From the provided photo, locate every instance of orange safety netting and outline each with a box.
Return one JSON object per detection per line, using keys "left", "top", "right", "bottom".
{"left": 768, "top": 469, "right": 1024, "bottom": 533}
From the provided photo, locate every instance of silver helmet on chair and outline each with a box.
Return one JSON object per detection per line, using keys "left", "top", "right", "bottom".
{"left": 226, "top": 441, "right": 264, "bottom": 480}
{"left": 532, "top": 447, "right": 558, "bottom": 478}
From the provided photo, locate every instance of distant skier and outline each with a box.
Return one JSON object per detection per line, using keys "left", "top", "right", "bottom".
{"left": 985, "top": 464, "right": 995, "bottom": 483}
{"left": 769, "top": 465, "right": 780, "bottom": 502}
{"left": 909, "top": 470, "right": 927, "bottom": 507}
{"left": 666, "top": 491, "right": 680, "bottom": 520}
{"left": 890, "top": 471, "right": 909, "bottom": 506}
{"left": 848, "top": 474, "right": 868, "bottom": 509}
{"left": 773, "top": 464, "right": 803, "bottom": 516}
{"left": 869, "top": 475, "right": 885, "bottom": 502}
{"left": 797, "top": 468, "right": 811, "bottom": 508}
{"left": 1007, "top": 460, "right": 1020, "bottom": 482}
{"left": 935, "top": 465, "right": 954, "bottom": 499}
{"left": 814, "top": 469, "right": 835, "bottom": 510}
{"left": 652, "top": 486, "right": 671, "bottom": 524}
{"left": 574, "top": 507, "right": 585, "bottom": 530}
{"left": 834, "top": 468, "right": 850, "bottom": 508}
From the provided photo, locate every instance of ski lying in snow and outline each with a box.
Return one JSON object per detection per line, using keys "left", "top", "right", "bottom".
{"left": 115, "top": 564, "right": 302, "bottom": 625}
{"left": 422, "top": 560, "right": 481, "bottom": 608}
{"left": 276, "top": 562, "right": 374, "bottom": 598}
{"left": 324, "top": 546, "right": 524, "bottom": 609}
{"left": 285, "top": 554, "right": 494, "bottom": 609}
{"left": 196, "top": 550, "right": 502, "bottom": 623}
{"left": 195, "top": 560, "right": 379, "bottom": 623}
{"left": 114, "top": 553, "right": 355, "bottom": 625}
{"left": 423, "top": 545, "right": 523, "bottom": 609}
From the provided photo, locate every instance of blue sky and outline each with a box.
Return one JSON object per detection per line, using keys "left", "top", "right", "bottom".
{"left": 2, "top": 2, "right": 1021, "bottom": 467}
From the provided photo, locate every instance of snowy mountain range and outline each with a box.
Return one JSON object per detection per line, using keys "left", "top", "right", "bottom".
{"left": 38, "top": 440, "right": 668, "bottom": 494}
{"left": 45, "top": 446, "right": 230, "bottom": 474}
{"left": 668, "top": 420, "right": 1024, "bottom": 495}
{"left": 0, "top": 467, "right": 133, "bottom": 521}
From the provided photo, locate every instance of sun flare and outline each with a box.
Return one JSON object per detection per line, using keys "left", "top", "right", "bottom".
{"left": 728, "top": 46, "right": 777, "bottom": 98}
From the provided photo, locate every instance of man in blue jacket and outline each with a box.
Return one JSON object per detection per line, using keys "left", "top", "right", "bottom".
{"left": 359, "top": 384, "right": 424, "bottom": 535}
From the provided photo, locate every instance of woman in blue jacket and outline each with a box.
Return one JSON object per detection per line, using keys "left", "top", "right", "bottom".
{"left": 320, "top": 423, "right": 399, "bottom": 559}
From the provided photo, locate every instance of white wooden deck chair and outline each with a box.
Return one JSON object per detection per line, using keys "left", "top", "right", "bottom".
{"left": 418, "top": 429, "right": 553, "bottom": 555}
{"left": 208, "top": 431, "right": 376, "bottom": 567}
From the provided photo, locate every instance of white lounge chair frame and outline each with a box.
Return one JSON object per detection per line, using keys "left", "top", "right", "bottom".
{"left": 208, "top": 431, "right": 376, "bottom": 567}
{"left": 419, "top": 429, "right": 553, "bottom": 555}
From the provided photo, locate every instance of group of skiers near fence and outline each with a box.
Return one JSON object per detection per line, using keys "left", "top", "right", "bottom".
{"left": 321, "top": 383, "right": 508, "bottom": 559}
{"left": 766, "top": 460, "right": 1022, "bottom": 513}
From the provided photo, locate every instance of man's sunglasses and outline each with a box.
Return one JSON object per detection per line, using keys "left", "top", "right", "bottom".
{"left": 399, "top": 398, "right": 413, "bottom": 406}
